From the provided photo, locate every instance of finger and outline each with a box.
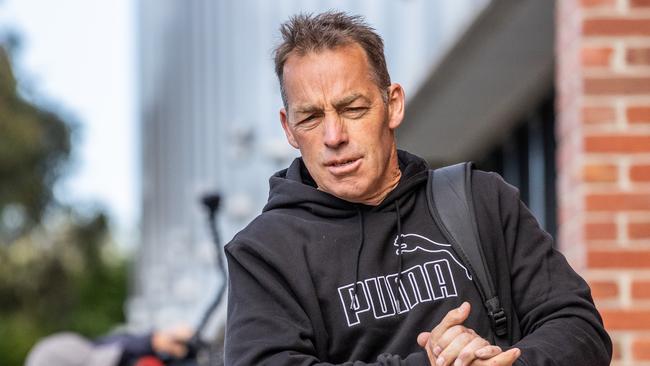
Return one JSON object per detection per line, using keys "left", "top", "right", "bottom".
{"left": 418, "top": 332, "right": 430, "bottom": 348}
{"left": 172, "top": 326, "right": 194, "bottom": 340}
{"left": 453, "top": 337, "right": 490, "bottom": 366}
{"left": 422, "top": 335, "right": 437, "bottom": 365}
{"left": 418, "top": 331, "right": 441, "bottom": 365}
{"left": 429, "top": 302, "right": 471, "bottom": 344}
{"left": 474, "top": 348, "right": 521, "bottom": 366}
{"left": 427, "top": 336, "right": 442, "bottom": 359}
{"left": 434, "top": 325, "right": 468, "bottom": 351}
{"left": 475, "top": 345, "right": 502, "bottom": 360}
{"left": 500, "top": 348, "right": 521, "bottom": 364}
{"left": 424, "top": 344, "right": 437, "bottom": 365}
{"left": 169, "top": 343, "right": 188, "bottom": 358}
{"left": 435, "top": 331, "right": 475, "bottom": 366}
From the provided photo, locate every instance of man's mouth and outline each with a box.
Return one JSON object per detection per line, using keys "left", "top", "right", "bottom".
{"left": 331, "top": 158, "right": 357, "bottom": 167}
{"left": 326, "top": 157, "right": 362, "bottom": 176}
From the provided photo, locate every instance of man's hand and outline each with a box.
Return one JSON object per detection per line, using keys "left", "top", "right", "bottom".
{"left": 151, "top": 325, "right": 193, "bottom": 358}
{"left": 416, "top": 302, "right": 520, "bottom": 366}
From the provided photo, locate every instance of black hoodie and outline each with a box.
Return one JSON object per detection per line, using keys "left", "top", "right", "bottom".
{"left": 224, "top": 150, "right": 611, "bottom": 365}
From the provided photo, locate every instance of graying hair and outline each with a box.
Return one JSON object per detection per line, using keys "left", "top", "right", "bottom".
{"left": 273, "top": 11, "right": 391, "bottom": 109}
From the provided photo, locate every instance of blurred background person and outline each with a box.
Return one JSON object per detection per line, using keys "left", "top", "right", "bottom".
{"left": 25, "top": 326, "right": 193, "bottom": 366}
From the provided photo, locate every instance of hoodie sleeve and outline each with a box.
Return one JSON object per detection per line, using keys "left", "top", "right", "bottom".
{"left": 224, "top": 240, "right": 430, "bottom": 366}
{"left": 476, "top": 172, "right": 612, "bottom": 366}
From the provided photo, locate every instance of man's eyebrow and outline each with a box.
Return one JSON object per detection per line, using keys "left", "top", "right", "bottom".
{"left": 294, "top": 104, "right": 322, "bottom": 114}
{"left": 333, "top": 93, "right": 370, "bottom": 109}
{"left": 292, "top": 93, "right": 371, "bottom": 115}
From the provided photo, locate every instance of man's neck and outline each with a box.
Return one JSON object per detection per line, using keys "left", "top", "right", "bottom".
{"left": 356, "top": 148, "right": 402, "bottom": 206}
{"left": 360, "top": 168, "right": 401, "bottom": 206}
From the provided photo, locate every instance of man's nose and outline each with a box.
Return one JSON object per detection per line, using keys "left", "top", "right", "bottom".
{"left": 323, "top": 113, "right": 348, "bottom": 148}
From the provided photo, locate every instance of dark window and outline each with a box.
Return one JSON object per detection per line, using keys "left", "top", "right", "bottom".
{"left": 476, "top": 95, "right": 557, "bottom": 240}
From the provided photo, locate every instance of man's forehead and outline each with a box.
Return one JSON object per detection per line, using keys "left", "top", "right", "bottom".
{"left": 282, "top": 45, "right": 376, "bottom": 112}
{"left": 282, "top": 43, "right": 372, "bottom": 85}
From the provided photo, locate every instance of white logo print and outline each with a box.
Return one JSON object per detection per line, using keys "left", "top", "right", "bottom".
{"left": 393, "top": 233, "right": 472, "bottom": 280}
{"left": 337, "top": 233, "right": 472, "bottom": 327}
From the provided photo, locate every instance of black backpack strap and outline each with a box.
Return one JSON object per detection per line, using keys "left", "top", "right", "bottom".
{"left": 426, "top": 162, "right": 509, "bottom": 345}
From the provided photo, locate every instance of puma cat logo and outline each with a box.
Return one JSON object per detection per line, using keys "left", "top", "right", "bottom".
{"left": 393, "top": 233, "right": 472, "bottom": 280}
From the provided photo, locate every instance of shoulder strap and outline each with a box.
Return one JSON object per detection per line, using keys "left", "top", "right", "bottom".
{"left": 426, "top": 162, "right": 509, "bottom": 344}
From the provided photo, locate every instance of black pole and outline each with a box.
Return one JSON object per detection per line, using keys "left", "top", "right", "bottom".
{"left": 188, "top": 192, "right": 227, "bottom": 350}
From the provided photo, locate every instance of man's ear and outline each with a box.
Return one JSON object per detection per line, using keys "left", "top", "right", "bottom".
{"left": 280, "top": 107, "right": 299, "bottom": 149}
{"left": 386, "top": 83, "right": 405, "bottom": 130}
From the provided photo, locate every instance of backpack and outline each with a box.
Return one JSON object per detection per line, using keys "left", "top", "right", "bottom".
{"left": 426, "top": 162, "right": 509, "bottom": 347}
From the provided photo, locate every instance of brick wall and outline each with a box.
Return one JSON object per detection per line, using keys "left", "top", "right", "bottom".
{"left": 556, "top": 0, "right": 650, "bottom": 364}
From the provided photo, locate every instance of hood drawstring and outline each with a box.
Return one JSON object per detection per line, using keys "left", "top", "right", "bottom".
{"left": 350, "top": 207, "right": 365, "bottom": 310}
{"left": 395, "top": 201, "right": 404, "bottom": 312}
{"left": 349, "top": 203, "right": 406, "bottom": 312}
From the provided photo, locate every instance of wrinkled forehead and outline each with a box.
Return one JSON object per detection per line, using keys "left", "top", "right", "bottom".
{"left": 282, "top": 44, "right": 379, "bottom": 109}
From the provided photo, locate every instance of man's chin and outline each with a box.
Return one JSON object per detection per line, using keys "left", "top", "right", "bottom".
{"left": 330, "top": 188, "right": 371, "bottom": 205}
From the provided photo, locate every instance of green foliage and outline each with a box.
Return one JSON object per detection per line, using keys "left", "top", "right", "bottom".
{"left": 0, "top": 43, "right": 129, "bottom": 366}
{"left": 0, "top": 212, "right": 129, "bottom": 366}
{"left": 0, "top": 46, "right": 73, "bottom": 240}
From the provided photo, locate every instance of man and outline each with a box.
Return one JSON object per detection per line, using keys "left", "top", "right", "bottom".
{"left": 224, "top": 11, "right": 612, "bottom": 366}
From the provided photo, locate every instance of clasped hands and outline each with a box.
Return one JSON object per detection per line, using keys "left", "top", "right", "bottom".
{"left": 416, "top": 302, "right": 520, "bottom": 366}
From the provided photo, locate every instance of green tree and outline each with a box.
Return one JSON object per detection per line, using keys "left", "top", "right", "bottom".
{"left": 0, "top": 211, "right": 129, "bottom": 366}
{"left": 0, "top": 41, "right": 129, "bottom": 365}
{"left": 0, "top": 44, "right": 72, "bottom": 241}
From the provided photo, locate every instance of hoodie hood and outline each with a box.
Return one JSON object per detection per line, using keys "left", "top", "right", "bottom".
{"left": 263, "top": 149, "right": 429, "bottom": 216}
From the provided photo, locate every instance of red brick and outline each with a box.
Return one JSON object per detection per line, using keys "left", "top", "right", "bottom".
{"left": 590, "top": 280, "right": 619, "bottom": 299}
{"left": 632, "top": 280, "right": 650, "bottom": 299}
{"left": 627, "top": 106, "right": 650, "bottom": 123}
{"left": 588, "top": 250, "right": 650, "bottom": 267}
{"left": 586, "top": 221, "right": 618, "bottom": 239}
{"left": 633, "top": 337, "right": 650, "bottom": 360}
{"left": 613, "top": 340, "right": 623, "bottom": 360}
{"left": 583, "top": 18, "right": 650, "bottom": 37}
{"left": 584, "top": 76, "right": 650, "bottom": 95}
{"left": 627, "top": 48, "right": 650, "bottom": 66}
{"left": 582, "top": 0, "right": 617, "bottom": 7}
{"left": 600, "top": 309, "right": 650, "bottom": 329}
{"left": 584, "top": 164, "right": 618, "bottom": 182}
{"left": 582, "top": 46, "right": 614, "bottom": 67}
{"left": 583, "top": 106, "right": 616, "bottom": 124}
{"left": 629, "top": 222, "right": 650, "bottom": 238}
{"left": 586, "top": 193, "right": 650, "bottom": 210}
{"left": 631, "top": 0, "right": 650, "bottom": 8}
{"left": 585, "top": 135, "right": 650, "bottom": 153}
{"left": 631, "top": 165, "right": 650, "bottom": 182}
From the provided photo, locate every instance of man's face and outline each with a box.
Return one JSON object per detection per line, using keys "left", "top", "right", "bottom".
{"left": 279, "top": 43, "right": 405, "bottom": 204}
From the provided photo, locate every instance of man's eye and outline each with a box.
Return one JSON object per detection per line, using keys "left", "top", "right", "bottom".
{"left": 297, "top": 114, "right": 321, "bottom": 126}
{"left": 342, "top": 107, "right": 368, "bottom": 118}
{"left": 301, "top": 115, "right": 318, "bottom": 123}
